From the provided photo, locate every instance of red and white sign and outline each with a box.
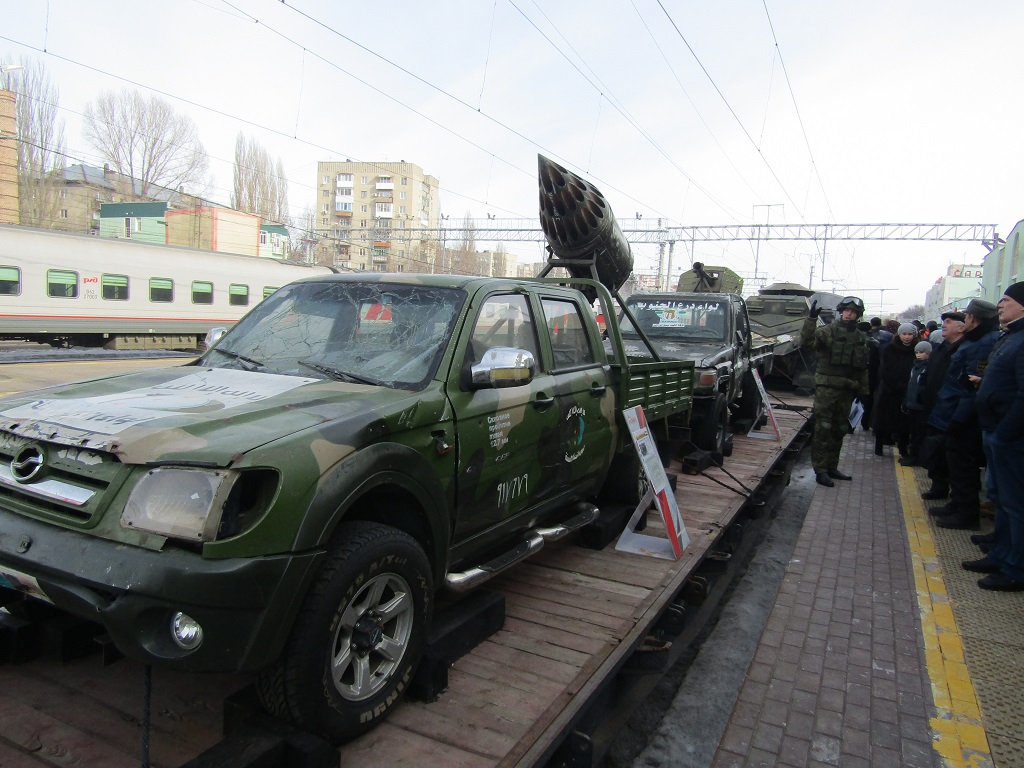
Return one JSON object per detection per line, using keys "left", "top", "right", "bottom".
{"left": 615, "top": 405, "right": 689, "bottom": 560}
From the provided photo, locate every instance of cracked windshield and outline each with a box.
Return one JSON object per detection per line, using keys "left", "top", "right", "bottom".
{"left": 621, "top": 298, "right": 728, "bottom": 342}
{"left": 201, "top": 281, "right": 466, "bottom": 390}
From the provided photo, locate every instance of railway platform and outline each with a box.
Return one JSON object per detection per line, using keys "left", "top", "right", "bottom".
{"left": 705, "top": 428, "right": 1023, "bottom": 768}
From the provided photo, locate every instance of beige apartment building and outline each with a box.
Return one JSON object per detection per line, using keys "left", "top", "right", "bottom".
{"left": 315, "top": 160, "right": 440, "bottom": 273}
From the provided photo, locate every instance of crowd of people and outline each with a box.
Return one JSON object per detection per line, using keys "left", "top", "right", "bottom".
{"left": 800, "top": 282, "right": 1024, "bottom": 592}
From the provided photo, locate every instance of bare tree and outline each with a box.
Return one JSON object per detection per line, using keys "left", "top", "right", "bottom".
{"left": 83, "top": 88, "right": 209, "bottom": 200}
{"left": 231, "top": 133, "right": 289, "bottom": 222}
{"left": 1, "top": 56, "right": 66, "bottom": 227}
{"left": 450, "top": 211, "right": 482, "bottom": 275}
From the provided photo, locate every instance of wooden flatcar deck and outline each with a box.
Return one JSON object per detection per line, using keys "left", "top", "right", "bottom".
{"left": 0, "top": 392, "right": 812, "bottom": 768}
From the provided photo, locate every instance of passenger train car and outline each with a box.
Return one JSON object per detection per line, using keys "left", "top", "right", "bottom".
{"left": 0, "top": 224, "right": 333, "bottom": 349}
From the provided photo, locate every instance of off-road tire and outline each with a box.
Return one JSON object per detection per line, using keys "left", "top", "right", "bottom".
{"left": 256, "top": 521, "right": 432, "bottom": 743}
{"left": 692, "top": 393, "right": 729, "bottom": 455}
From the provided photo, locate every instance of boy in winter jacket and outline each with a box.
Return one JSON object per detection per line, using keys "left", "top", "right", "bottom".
{"left": 901, "top": 341, "right": 932, "bottom": 466}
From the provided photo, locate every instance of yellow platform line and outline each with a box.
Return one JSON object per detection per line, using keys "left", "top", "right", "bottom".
{"left": 896, "top": 460, "right": 993, "bottom": 768}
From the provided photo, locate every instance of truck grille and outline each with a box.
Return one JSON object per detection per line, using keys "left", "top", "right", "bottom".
{"left": 0, "top": 431, "right": 128, "bottom": 525}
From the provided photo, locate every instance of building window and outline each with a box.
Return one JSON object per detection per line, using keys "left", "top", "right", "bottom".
{"left": 0, "top": 265, "right": 21, "bottom": 295}
{"left": 150, "top": 277, "right": 173, "bottom": 302}
{"left": 101, "top": 274, "right": 129, "bottom": 300}
{"left": 229, "top": 284, "right": 250, "bottom": 306}
{"left": 400, "top": 206, "right": 406, "bottom": 215}
{"left": 399, "top": 191, "right": 406, "bottom": 200}
{"left": 361, "top": 176, "right": 369, "bottom": 184}
{"left": 360, "top": 190, "right": 367, "bottom": 199}
{"left": 322, "top": 218, "right": 328, "bottom": 225}
{"left": 60, "top": 209, "right": 68, "bottom": 219}
{"left": 401, "top": 177, "right": 408, "bottom": 184}
{"left": 47, "top": 269, "right": 78, "bottom": 298}
{"left": 192, "top": 280, "right": 214, "bottom": 305}
{"left": 60, "top": 189, "right": 67, "bottom": 199}
{"left": 263, "top": 286, "right": 278, "bottom": 299}
{"left": 323, "top": 175, "right": 330, "bottom": 184}
{"left": 322, "top": 190, "right": 330, "bottom": 198}
{"left": 338, "top": 173, "right": 353, "bottom": 183}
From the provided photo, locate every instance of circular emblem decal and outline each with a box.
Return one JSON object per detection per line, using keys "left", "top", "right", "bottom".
{"left": 11, "top": 445, "right": 45, "bottom": 483}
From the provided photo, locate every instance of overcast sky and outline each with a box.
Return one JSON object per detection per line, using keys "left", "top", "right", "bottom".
{"left": 3, "top": 0, "right": 1022, "bottom": 315}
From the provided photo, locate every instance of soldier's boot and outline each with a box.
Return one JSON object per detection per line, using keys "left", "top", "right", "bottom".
{"left": 921, "top": 482, "right": 949, "bottom": 500}
{"left": 827, "top": 469, "right": 852, "bottom": 481}
{"left": 874, "top": 435, "right": 884, "bottom": 456}
{"left": 815, "top": 471, "right": 835, "bottom": 487}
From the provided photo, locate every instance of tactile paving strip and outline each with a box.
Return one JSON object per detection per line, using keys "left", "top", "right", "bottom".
{"left": 914, "top": 466, "right": 1024, "bottom": 767}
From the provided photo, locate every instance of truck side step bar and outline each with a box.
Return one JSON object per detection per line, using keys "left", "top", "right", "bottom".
{"left": 445, "top": 503, "right": 600, "bottom": 592}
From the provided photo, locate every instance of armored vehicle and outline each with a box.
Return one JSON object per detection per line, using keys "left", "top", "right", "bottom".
{"left": 0, "top": 161, "right": 695, "bottom": 744}
{"left": 745, "top": 282, "right": 821, "bottom": 393}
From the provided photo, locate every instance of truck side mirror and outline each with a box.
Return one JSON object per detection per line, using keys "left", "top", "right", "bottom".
{"left": 203, "top": 327, "right": 228, "bottom": 351}
{"left": 469, "top": 347, "right": 536, "bottom": 389}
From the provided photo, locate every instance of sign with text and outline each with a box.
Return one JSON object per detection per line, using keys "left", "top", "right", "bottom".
{"left": 615, "top": 405, "right": 689, "bottom": 560}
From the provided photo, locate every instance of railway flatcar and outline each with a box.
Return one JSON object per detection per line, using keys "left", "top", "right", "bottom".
{"left": 0, "top": 224, "right": 333, "bottom": 350}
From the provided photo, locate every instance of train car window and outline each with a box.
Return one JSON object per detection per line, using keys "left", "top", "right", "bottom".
{"left": 102, "top": 274, "right": 129, "bottom": 301}
{"left": 263, "top": 286, "right": 278, "bottom": 299}
{"left": 47, "top": 269, "right": 79, "bottom": 299}
{"left": 0, "top": 266, "right": 20, "bottom": 295}
{"left": 150, "top": 278, "right": 173, "bottom": 303}
{"left": 192, "top": 281, "right": 214, "bottom": 305}
{"left": 229, "top": 284, "right": 250, "bottom": 306}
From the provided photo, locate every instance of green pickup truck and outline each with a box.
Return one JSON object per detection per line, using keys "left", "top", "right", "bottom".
{"left": 0, "top": 271, "right": 693, "bottom": 742}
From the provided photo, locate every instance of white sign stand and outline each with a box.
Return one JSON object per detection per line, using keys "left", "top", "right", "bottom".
{"left": 745, "top": 369, "right": 781, "bottom": 441}
{"left": 615, "top": 405, "right": 689, "bottom": 560}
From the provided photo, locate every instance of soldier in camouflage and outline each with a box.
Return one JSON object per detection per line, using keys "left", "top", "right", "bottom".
{"left": 800, "top": 296, "right": 870, "bottom": 487}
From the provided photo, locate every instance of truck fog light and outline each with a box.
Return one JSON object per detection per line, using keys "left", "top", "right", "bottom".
{"left": 171, "top": 612, "right": 204, "bottom": 650}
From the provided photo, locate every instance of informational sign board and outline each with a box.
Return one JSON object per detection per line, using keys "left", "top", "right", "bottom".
{"left": 745, "top": 369, "right": 781, "bottom": 441}
{"left": 615, "top": 405, "right": 689, "bottom": 560}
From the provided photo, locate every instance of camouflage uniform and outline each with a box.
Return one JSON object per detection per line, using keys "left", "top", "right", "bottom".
{"left": 800, "top": 315, "right": 870, "bottom": 474}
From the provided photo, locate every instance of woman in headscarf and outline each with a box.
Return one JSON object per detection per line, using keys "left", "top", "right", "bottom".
{"left": 872, "top": 322, "right": 919, "bottom": 456}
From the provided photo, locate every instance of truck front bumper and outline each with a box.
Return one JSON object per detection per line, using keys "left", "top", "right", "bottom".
{"left": 0, "top": 507, "right": 323, "bottom": 672}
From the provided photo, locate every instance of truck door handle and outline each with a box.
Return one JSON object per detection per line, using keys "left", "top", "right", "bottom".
{"left": 590, "top": 383, "right": 606, "bottom": 396}
{"left": 533, "top": 395, "right": 555, "bottom": 410}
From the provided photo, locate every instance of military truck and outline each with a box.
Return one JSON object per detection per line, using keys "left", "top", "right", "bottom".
{"left": 619, "top": 264, "right": 774, "bottom": 456}
{"left": 0, "top": 162, "right": 695, "bottom": 744}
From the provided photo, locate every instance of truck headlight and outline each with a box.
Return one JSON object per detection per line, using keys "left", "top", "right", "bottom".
{"left": 697, "top": 370, "right": 718, "bottom": 389}
{"left": 121, "top": 467, "right": 239, "bottom": 542}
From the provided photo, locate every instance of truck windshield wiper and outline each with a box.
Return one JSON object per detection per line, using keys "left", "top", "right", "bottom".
{"left": 211, "top": 348, "right": 265, "bottom": 371}
{"left": 297, "top": 359, "right": 381, "bottom": 386}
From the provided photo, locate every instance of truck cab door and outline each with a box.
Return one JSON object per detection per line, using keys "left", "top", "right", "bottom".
{"left": 538, "top": 295, "right": 615, "bottom": 494}
{"left": 447, "top": 292, "right": 561, "bottom": 542}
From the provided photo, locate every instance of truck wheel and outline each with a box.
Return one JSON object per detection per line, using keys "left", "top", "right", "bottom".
{"left": 735, "top": 371, "right": 765, "bottom": 423}
{"left": 256, "top": 521, "right": 432, "bottom": 743}
{"left": 693, "top": 393, "right": 728, "bottom": 456}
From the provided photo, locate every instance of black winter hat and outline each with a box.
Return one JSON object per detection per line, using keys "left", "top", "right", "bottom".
{"left": 1004, "top": 281, "right": 1024, "bottom": 306}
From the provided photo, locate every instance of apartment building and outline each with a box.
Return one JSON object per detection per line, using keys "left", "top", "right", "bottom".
{"left": 315, "top": 160, "right": 439, "bottom": 273}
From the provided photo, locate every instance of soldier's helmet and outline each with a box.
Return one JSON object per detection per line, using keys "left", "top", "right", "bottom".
{"left": 836, "top": 296, "right": 865, "bottom": 318}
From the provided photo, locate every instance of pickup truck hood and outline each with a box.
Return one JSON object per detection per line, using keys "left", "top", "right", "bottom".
{"left": 0, "top": 366, "right": 424, "bottom": 465}
{"left": 622, "top": 339, "right": 727, "bottom": 368}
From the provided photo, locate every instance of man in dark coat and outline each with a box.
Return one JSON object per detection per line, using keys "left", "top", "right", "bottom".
{"left": 928, "top": 299, "right": 1001, "bottom": 529}
{"left": 919, "top": 311, "right": 965, "bottom": 498}
{"left": 800, "top": 297, "right": 870, "bottom": 487}
{"left": 962, "top": 282, "right": 1024, "bottom": 590}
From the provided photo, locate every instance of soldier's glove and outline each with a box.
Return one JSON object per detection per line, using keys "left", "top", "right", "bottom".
{"left": 808, "top": 300, "right": 822, "bottom": 319}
